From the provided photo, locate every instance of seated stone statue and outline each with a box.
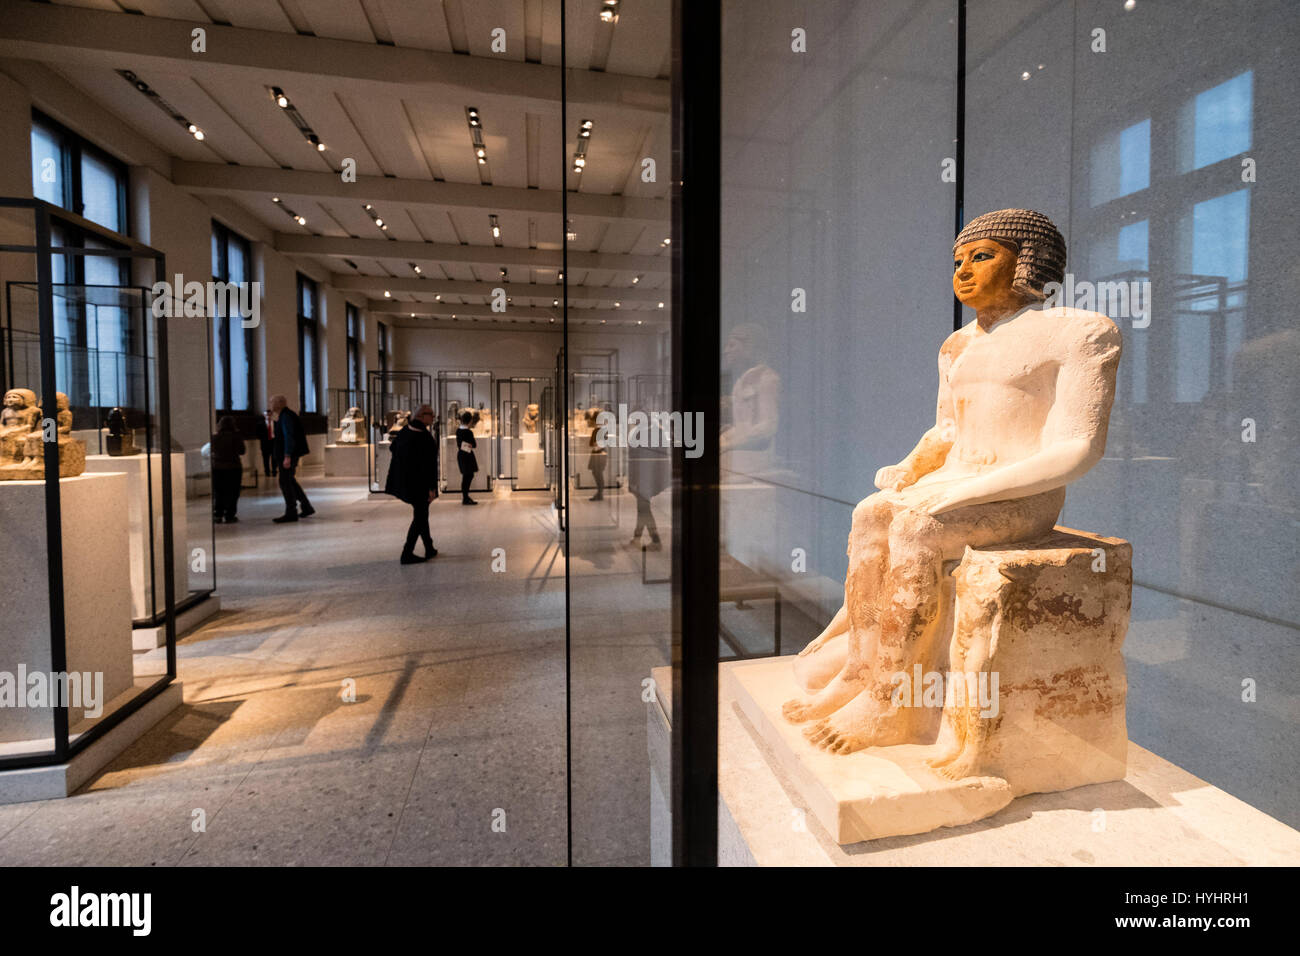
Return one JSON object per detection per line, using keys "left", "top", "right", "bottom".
{"left": 386, "top": 409, "right": 411, "bottom": 438}
{"left": 1, "top": 389, "right": 85, "bottom": 479}
{"left": 784, "top": 208, "right": 1122, "bottom": 759}
{"left": 522, "top": 403, "right": 540, "bottom": 434}
{"left": 338, "top": 406, "right": 367, "bottom": 444}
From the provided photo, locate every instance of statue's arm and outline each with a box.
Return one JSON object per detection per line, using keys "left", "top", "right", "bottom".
{"left": 924, "top": 314, "right": 1121, "bottom": 512}
{"left": 876, "top": 343, "right": 957, "bottom": 490}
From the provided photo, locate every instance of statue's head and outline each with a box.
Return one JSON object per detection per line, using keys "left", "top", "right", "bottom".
{"left": 56, "top": 392, "right": 70, "bottom": 411}
{"left": 4, "top": 388, "right": 36, "bottom": 409}
{"left": 953, "top": 209, "right": 1066, "bottom": 308}
{"left": 345, "top": 406, "right": 362, "bottom": 419}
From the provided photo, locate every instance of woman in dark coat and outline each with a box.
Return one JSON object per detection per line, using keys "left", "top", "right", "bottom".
{"left": 455, "top": 410, "right": 478, "bottom": 505}
{"left": 211, "top": 415, "right": 246, "bottom": 523}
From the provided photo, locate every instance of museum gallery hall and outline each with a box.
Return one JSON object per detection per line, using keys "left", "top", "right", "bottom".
{"left": 0, "top": 0, "right": 1296, "bottom": 879}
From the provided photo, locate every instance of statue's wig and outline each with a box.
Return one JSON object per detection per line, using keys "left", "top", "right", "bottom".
{"left": 954, "top": 208, "right": 1066, "bottom": 300}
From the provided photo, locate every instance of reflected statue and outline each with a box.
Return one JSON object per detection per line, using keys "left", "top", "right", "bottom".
{"left": 720, "top": 323, "right": 781, "bottom": 479}
{"left": 106, "top": 406, "right": 141, "bottom": 456}
{"left": 386, "top": 409, "right": 412, "bottom": 438}
{"left": 785, "top": 209, "right": 1124, "bottom": 776}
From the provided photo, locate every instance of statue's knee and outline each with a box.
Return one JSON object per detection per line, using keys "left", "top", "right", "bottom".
{"left": 887, "top": 508, "right": 940, "bottom": 550}
{"left": 851, "top": 494, "right": 892, "bottom": 535}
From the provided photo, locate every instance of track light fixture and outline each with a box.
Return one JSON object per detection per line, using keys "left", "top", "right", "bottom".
{"left": 572, "top": 121, "right": 592, "bottom": 175}
{"left": 363, "top": 204, "right": 388, "bottom": 233}
{"left": 600, "top": 1, "right": 620, "bottom": 24}
{"left": 118, "top": 70, "right": 206, "bottom": 143}
{"left": 266, "top": 86, "right": 327, "bottom": 153}
{"left": 489, "top": 214, "right": 502, "bottom": 246}
{"left": 466, "top": 107, "right": 489, "bottom": 178}
{"left": 270, "top": 196, "right": 308, "bottom": 227}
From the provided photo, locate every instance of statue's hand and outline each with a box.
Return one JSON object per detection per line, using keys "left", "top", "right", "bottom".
{"left": 874, "top": 464, "right": 914, "bottom": 492}
{"left": 914, "top": 487, "right": 965, "bottom": 516}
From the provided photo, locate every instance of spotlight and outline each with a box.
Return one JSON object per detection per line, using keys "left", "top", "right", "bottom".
{"left": 384, "top": 290, "right": 391, "bottom": 298}
{"left": 374, "top": 218, "right": 384, "bottom": 228}
{"left": 435, "top": 294, "right": 442, "bottom": 301}
{"left": 272, "top": 87, "right": 289, "bottom": 108}
{"left": 658, "top": 302, "right": 664, "bottom": 308}
{"left": 574, "top": 157, "right": 586, "bottom": 168}
{"left": 553, "top": 299, "right": 559, "bottom": 307}
{"left": 631, "top": 276, "right": 639, "bottom": 284}
{"left": 272, "top": 197, "right": 281, "bottom": 203}
{"left": 294, "top": 215, "right": 306, "bottom": 225}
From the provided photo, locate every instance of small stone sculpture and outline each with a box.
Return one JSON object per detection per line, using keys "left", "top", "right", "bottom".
{"left": 0, "top": 388, "right": 86, "bottom": 479}
{"left": 522, "top": 403, "right": 540, "bottom": 433}
{"left": 105, "top": 406, "right": 141, "bottom": 456}
{"left": 785, "top": 209, "right": 1123, "bottom": 762}
{"left": 386, "top": 409, "right": 411, "bottom": 437}
{"left": 338, "top": 406, "right": 367, "bottom": 444}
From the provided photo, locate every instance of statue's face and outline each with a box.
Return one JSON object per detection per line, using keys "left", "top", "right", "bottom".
{"left": 953, "top": 239, "right": 1020, "bottom": 310}
{"left": 3, "top": 391, "right": 20, "bottom": 408}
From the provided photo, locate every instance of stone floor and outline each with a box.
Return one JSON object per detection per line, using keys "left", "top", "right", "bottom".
{"left": 0, "top": 475, "right": 674, "bottom": 866}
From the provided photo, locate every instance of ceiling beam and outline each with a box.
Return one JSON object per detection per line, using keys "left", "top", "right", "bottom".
{"left": 369, "top": 302, "right": 664, "bottom": 323}
{"left": 0, "top": 0, "right": 669, "bottom": 120}
{"left": 330, "top": 274, "right": 664, "bottom": 304}
{"left": 171, "top": 161, "right": 668, "bottom": 226}
{"left": 278, "top": 234, "right": 670, "bottom": 275}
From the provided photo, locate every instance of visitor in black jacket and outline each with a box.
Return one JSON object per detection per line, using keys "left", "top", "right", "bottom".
{"left": 385, "top": 404, "right": 439, "bottom": 564}
{"left": 270, "top": 394, "right": 315, "bottom": 523}
{"left": 456, "top": 410, "right": 478, "bottom": 505}
{"left": 210, "top": 415, "right": 245, "bottom": 523}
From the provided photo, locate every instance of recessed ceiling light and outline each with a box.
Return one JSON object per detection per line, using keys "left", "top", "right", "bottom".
{"left": 383, "top": 290, "right": 391, "bottom": 298}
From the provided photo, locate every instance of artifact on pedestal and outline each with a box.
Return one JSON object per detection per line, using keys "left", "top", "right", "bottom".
{"left": 773, "top": 209, "right": 1128, "bottom": 840}
{"left": 0, "top": 389, "right": 86, "bottom": 479}
{"left": 338, "top": 406, "right": 367, "bottom": 444}
{"left": 386, "top": 409, "right": 411, "bottom": 438}
{"left": 105, "top": 406, "right": 141, "bottom": 456}
{"left": 522, "top": 403, "right": 540, "bottom": 434}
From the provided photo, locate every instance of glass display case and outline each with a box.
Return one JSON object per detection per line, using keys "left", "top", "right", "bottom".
{"left": 324, "top": 386, "right": 368, "bottom": 479}
{"left": 365, "top": 369, "right": 430, "bottom": 494}
{"left": 495, "top": 375, "right": 550, "bottom": 491}
{"left": 437, "top": 370, "right": 493, "bottom": 493}
{"left": 0, "top": 197, "right": 180, "bottom": 767}
{"left": 569, "top": 368, "right": 624, "bottom": 494}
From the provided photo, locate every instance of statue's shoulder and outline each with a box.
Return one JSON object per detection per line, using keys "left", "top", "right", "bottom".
{"left": 1044, "top": 306, "right": 1122, "bottom": 357}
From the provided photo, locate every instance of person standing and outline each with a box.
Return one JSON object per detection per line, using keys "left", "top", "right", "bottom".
{"left": 456, "top": 410, "right": 478, "bottom": 505}
{"left": 259, "top": 409, "right": 278, "bottom": 477}
{"left": 270, "top": 394, "right": 315, "bottom": 523}
{"left": 586, "top": 407, "right": 607, "bottom": 501}
{"left": 385, "top": 403, "right": 439, "bottom": 564}
{"left": 627, "top": 409, "right": 668, "bottom": 549}
{"left": 210, "top": 415, "right": 246, "bottom": 523}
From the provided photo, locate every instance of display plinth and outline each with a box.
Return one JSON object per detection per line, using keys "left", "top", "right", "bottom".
{"left": 0, "top": 473, "right": 135, "bottom": 744}
{"left": 516, "top": 443, "right": 545, "bottom": 489}
{"left": 371, "top": 440, "right": 391, "bottom": 491}
{"left": 324, "top": 442, "right": 368, "bottom": 477}
{"left": 647, "top": 664, "right": 1300, "bottom": 865}
{"left": 84, "top": 453, "right": 188, "bottom": 623}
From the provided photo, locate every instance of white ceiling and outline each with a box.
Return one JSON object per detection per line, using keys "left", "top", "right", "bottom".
{"left": 0, "top": 0, "right": 673, "bottom": 329}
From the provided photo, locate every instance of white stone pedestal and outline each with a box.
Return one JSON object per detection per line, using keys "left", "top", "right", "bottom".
{"left": 0, "top": 473, "right": 135, "bottom": 745}
{"left": 83, "top": 453, "right": 188, "bottom": 623}
{"left": 647, "top": 664, "right": 1300, "bottom": 865}
{"left": 516, "top": 431, "right": 546, "bottom": 489}
{"left": 324, "top": 442, "right": 368, "bottom": 477}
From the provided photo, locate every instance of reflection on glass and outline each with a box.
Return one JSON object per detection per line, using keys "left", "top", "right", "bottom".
{"left": 1185, "top": 70, "right": 1253, "bottom": 171}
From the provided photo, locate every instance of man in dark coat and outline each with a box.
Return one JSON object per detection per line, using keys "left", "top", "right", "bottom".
{"left": 270, "top": 394, "right": 315, "bottom": 523}
{"left": 259, "top": 409, "right": 277, "bottom": 477}
{"left": 386, "top": 403, "right": 439, "bottom": 564}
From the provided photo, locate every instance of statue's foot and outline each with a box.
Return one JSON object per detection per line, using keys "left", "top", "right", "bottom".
{"left": 934, "top": 749, "right": 983, "bottom": 781}
{"left": 781, "top": 672, "right": 865, "bottom": 724}
{"left": 792, "top": 631, "right": 848, "bottom": 694}
{"left": 925, "top": 745, "right": 962, "bottom": 771}
{"left": 803, "top": 714, "right": 871, "bottom": 755}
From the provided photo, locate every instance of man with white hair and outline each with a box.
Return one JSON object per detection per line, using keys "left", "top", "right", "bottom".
{"left": 269, "top": 394, "right": 315, "bottom": 523}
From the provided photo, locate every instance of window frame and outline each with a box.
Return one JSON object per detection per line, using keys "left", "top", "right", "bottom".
{"left": 211, "top": 220, "right": 255, "bottom": 414}
{"left": 346, "top": 302, "right": 362, "bottom": 391}
{"left": 31, "top": 109, "right": 129, "bottom": 235}
{"left": 297, "top": 273, "right": 319, "bottom": 414}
